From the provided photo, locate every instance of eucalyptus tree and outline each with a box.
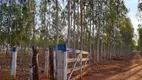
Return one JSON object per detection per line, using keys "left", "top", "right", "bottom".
{"left": 138, "top": 0, "right": 142, "bottom": 51}
{"left": 119, "top": 17, "right": 134, "bottom": 53}
{"left": 94, "top": 0, "right": 103, "bottom": 62}
{"left": 0, "top": 3, "right": 5, "bottom": 50}
{"left": 80, "top": 0, "right": 83, "bottom": 79}
{"left": 1, "top": 2, "right": 12, "bottom": 53}
{"left": 73, "top": 0, "right": 76, "bottom": 50}
{"left": 30, "top": 0, "right": 36, "bottom": 45}
{"left": 0, "top": 0, "right": 135, "bottom": 63}
{"left": 138, "top": 25, "right": 142, "bottom": 51}
{"left": 67, "top": 0, "right": 71, "bottom": 48}
{"left": 0, "top": 3, "right": 2, "bottom": 49}
{"left": 39, "top": 0, "right": 49, "bottom": 47}
{"left": 100, "top": 0, "right": 128, "bottom": 59}
{"left": 0, "top": 1, "right": 21, "bottom": 52}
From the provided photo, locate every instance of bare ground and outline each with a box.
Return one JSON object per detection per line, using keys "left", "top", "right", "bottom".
{"left": 1, "top": 52, "right": 142, "bottom": 80}
{"left": 0, "top": 53, "right": 46, "bottom": 80}
{"left": 83, "top": 52, "right": 142, "bottom": 80}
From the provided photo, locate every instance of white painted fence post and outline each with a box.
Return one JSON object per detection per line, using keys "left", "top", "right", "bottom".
{"left": 63, "top": 44, "right": 67, "bottom": 80}
{"left": 57, "top": 44, "right": 67, "bottom": 80}
{"left": 57, "top": 44, "right": 62, "bottom": 80}
{"left": 11, "top": 47, "right": 17, "bottom": 80}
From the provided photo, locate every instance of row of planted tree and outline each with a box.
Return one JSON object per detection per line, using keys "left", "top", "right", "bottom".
{"left": 0, "top": 0, "right": 135, "bottom": 62}
{"left": 138, "top": 0, "right": 142, "bottom": 52}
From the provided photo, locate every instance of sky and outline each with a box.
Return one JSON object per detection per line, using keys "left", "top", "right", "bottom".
{"left": 124, "top": 0, "right": 139, "bottom": 34}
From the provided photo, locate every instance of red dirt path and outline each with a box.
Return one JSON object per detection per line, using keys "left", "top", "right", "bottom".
{"left": 83, "top": 52, "right": 142, "bottom": 80}
{"left": 1, "top": 52, "right": 142, "bottom": 80}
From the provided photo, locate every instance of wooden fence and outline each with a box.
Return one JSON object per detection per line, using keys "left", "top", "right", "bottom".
{"left": 55, "top": 44, "right": 91, "bottom": 80}
{"left": 67, "top": 49, "right": 91, "bottom": 80}
{"left": 9, "top": 44, "right": 91, "bottom": 80}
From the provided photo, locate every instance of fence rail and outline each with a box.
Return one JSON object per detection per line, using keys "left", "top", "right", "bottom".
{"left": 66, "top": 48, "right": 91, "bottom": 80}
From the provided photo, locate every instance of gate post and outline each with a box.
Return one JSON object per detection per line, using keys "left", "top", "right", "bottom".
{"left": 57, "top": 44, "right": 67, "bottom": 80}
{"left": 63, "top": 44, "right": 67, "bottom": 80}
{"left": 11, "top": 47, "right": 17, "bottom": 80}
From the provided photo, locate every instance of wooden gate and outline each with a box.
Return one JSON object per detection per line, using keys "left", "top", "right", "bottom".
{"left": 56, "top": 44, "right": 91, "bottom": 80}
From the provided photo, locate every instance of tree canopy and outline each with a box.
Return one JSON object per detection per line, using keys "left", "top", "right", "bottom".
{"left": 0, "top": 0, "right": 135, "bottom": 60}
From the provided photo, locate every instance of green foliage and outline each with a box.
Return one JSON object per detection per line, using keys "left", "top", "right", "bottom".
{"left": 138, "top": 3, "right": 142, "bottom": 11}
{"left": 0, "top": 0, "right": 134, "bottom": 52}
{"left": 138, "top": 25, "right": 142, "bottom": 51}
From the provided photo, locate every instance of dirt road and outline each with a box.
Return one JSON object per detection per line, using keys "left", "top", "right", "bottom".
{"left": 1, "top": 52, "right": 142, "bottom": 80}
{"left": 83, "top": 53, "right": 142, "bottom": 80}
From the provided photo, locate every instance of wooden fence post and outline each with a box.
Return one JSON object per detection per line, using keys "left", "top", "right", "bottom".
{"left": 49, "top": 46, "right": 55, "bottom": 80}
{"left": 30, "top": 47, "right": 33, "bottom": 80}
{"left": 80, "top": 50, "right": 83, "bottom": 80}
{"left": 11, "top": 47, "right": 17, "bottom": 80}
{"left": 31, "top": 46, "right": 39, "bottom": 80}
{"left": 57, "top": 44, "right": 67, "bottom": 80}
{"left": 44, "top": 48, "right": 49, "bottom": 77}
{"left": 53, "top": 46, "right": 56, "bottom": 79}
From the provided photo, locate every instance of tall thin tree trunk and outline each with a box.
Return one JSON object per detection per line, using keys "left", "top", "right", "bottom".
{"left": 55, "top": 0, "right": 59, "bottom": 78}
{"left": 77, "top": 3, "right": 80, "bottom": 49}
{"left": 83, "top": 8, "right": 85, "bottom": 50}
{"left": 73, "top": 2, "right": 76, "bottom": 50}
{"left": 92, "top": 23, "right": 95, "bottom": 63}
{"left": 32, "top": 16, "right": 35, "bottom": 45}
{"left": 56, "top": 0, "right": 59, "bottom": 48}
{"left": 80, "top": 0, "right": 83, "bottom": 79}
{"left": 67, "top": 0, "right": 70, "bottom": 48}
{"left": 71, "top": 12, "right": 73, "bottom": 48}
{"left": 89, "top": 7, "right": 92, "bottom": 52}
{"left": 96, "top": 0, "right": 101, "bottom": 62}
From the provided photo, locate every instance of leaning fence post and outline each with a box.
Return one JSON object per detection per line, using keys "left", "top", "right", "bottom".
{"left": 11, "top": 47, "right": 17, "bottom": 80}
{"left": 57, "top": 44, "right": 67, "bottom": 80}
